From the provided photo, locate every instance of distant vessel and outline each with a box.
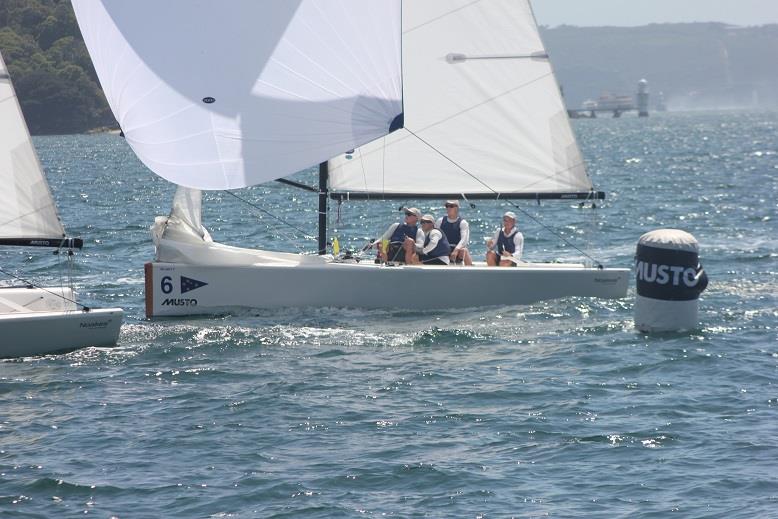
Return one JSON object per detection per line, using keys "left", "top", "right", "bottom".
{"left": 594, "top": 93, "right": 636, "bottom": 112}
{"left": 72, "top": 0, "right": 628, "bottom": 317}
{"left": 572, "top": 80, "right": 652, "bottom": 118}
{"left": 0, "top": 52, "right": 123, "bottom": 357}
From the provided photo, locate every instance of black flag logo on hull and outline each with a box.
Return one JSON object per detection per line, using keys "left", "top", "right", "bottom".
{"left": 181, "top": 276, "right": 208, "bottom": 294}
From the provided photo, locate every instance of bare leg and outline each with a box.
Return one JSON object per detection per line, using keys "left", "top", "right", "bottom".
{"left": 404, "top": 241, "right": 419, "bottom": 264}
{"left": 499, "top": 259, "right": 514, "bottom": 267}
{"left": 486, "top": 251, "right": 498, "bottom": 266}
{"left": 462, "top": 249, "right": 473, "bottom": 266}
{"left": 453, "top": 249, "right": 464, "bottom": 265}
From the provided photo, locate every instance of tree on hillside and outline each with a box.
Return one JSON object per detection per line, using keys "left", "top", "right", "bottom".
{"left": 0, "top": 0, "right": 114, "bottom": 134}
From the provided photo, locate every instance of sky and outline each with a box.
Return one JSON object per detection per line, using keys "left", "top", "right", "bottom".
{"left": 532, "top": 0, "right": 778, "bottom": 27}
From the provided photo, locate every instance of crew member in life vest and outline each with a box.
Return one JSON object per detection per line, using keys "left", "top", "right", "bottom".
{"left": 436, "top": 200, "right": 472, "bottom": 266}
{"left": 410, "top": 214, "right": 451, "bottom": 265}
{"left": 373, "top": 207, "right": 423, "bottom": 263}
{"left": 486, "top": 211, "right": 524, "bottom": 267}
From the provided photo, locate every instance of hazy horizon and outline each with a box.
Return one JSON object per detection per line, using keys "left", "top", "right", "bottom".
{"left": 532, "top": 0, "right": 778, "bottom": 28}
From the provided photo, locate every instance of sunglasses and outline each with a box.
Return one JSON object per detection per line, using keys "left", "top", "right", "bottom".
{"left": 404, "top": 212, "right": 416, "bottom": 217}
{"left": 445, "top": 204, "right": 457, "bottom": 208}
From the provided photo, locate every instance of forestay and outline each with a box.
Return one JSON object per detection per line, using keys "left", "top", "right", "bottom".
{"left": 71, "top": 0, "right": 403, "bottom": 190}
{"left": 328, "top": 0, "right": 593, "bottom": 197}
{"left": 0, "top": 52, "right": 65, "bottom": 242}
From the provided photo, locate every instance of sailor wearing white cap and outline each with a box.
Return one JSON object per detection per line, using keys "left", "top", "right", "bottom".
{"left": 436, "top": 200, "right": 472, "bottom": 266}
{"left": 373, "top": 207, "right": 424, "bottom": 263}
{"left": 411, "top": 214, "right": 451, "bottom": 265}
{"left": 486, "top": 211, "right": 524, "bottom": 267}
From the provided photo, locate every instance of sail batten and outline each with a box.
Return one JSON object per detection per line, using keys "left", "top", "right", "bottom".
{"left": 0, "top": 52, "right": 66, "bottom": 242}
{"left": 72, "top": 0, "right": 403, "bottom": 191}
{"left": 328, "top": 0, "right": 594, "bottom": 197}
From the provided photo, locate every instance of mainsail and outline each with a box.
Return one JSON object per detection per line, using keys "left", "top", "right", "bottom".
{"left": 71, "top": 0, "right": 403, "bottom": 191}
{"left": 328, "top": 0, "right": 595, "bottom": 199}
{"left": 0, "top": 51, "right": 66, "bottom": 245}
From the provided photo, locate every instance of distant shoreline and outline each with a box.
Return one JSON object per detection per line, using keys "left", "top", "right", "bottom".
{"left": 86, "top": 126, "right": 122, "bottom": 135}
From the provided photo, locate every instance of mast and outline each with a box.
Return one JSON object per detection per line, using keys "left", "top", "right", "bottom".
{"left": 317, "top": 161, "right": 328, "bottom": 255}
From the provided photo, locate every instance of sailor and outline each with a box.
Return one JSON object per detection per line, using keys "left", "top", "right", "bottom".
{"left": 486, "top": 211, "right": 524, "bottom": 267}
{"left": 436, "top": 199, "right": 472, "bottom": 266}
{"left": 374, "top": 207, "right": 423, "bottom": 263}
{"left": 411, "top": 214, "right": 451, "bottom": 265}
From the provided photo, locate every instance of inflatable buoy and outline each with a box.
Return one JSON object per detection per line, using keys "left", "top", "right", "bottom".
{"left": 634, "top": 229, "right": 708, "bottom": 332}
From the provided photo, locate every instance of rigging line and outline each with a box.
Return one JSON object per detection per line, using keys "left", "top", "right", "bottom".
{"left": 501, "top": 198, "right": 602, "bottom": 266}
{"left": 222, "top": 190, "right": 315, "bottom": 241}
{"left": 403, "top": 128, "right": 604, "bottom": 268}
{"left": 404, "top": 0, "right": 483, "bottom": 34}
{"left": 381, "top": 136, "right": 387, "bottom": 196}
{"left": 57, "top": 243, "right": 66, "bottom": 298}
{"left": 68, "top": 249, "right": 74, "bottom": 293}
{"left": 357, "top": 142, "right": 370, "bottom": 199}
{"left": 587, "top": 194, "right": 597, "bottom": 265}
{"left": 326, "top": 73, "right": 557, "bottom": 171}
{"left": 0, "top": 265, "right": 88, "bottom": 310}
{"left": 412, "top": 72, "right": 554, "bottom": 137}
{"left": 0, "top": 202, "right": 60, "bottom": 227}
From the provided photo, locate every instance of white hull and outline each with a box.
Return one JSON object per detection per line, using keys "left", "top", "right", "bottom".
{"left": 0, "top": 287, "right": 123, "bottom": 358}
{"left": 145, "top": 242, "right": 629, "bottom": 317}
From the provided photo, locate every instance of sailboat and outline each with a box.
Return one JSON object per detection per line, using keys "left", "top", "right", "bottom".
{"left": 0, "top": 51, "right": 123, "bottom": 357}
{"left": 72, "top": 0, "right": 629, "bottom": 318}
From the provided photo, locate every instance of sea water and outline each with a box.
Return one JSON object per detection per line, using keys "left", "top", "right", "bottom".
{"left": 0, "top": 111, "right": 776, "bottom": 517}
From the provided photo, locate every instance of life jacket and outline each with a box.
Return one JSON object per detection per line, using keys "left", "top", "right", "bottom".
{"left": 497, "top": 228, "right": 518, "bottom": 255}
{"left": 421, "top": 229, "right": 450, "bottom": 261}
{"left": 439, "top": 217, "right": 462, "bottom": 246}
{"left": 390, "top": 223, "right": 417, "bottom": 243}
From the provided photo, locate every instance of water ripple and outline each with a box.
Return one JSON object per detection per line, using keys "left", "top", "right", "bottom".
{"left": 0, "top": 112, "right": 774, "bottom": 516}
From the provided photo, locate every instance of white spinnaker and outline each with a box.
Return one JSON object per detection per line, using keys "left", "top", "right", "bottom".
{"left": 0, "top": 52, "right": 65, "bottom": 241}
{"left": 328, "top": 0, "right": 592, "bottom": 195}
{"left": 71, "top": 0, "right": 402, "bottom": 190}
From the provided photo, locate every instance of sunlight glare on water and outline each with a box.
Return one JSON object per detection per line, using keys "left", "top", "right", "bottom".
{"left": 0, "top": 111, "right": 776, "bottom": 517}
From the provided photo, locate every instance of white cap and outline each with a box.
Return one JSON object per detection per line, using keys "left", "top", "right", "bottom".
{"left": 404, "top": 207, "right": 421, "bottom": 218}
{"left": 420, "top": 214, "right": 435, "bottom": 224}
{"left": 503, "top": 211, "right": 517, "bottom": 221}
{"left": 445, "top": 200, "right": 460, "bottom": 207}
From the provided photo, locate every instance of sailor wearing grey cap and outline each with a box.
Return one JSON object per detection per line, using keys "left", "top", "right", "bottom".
{"left": 486, "top": 211, "right": 524, "bottom": 267}
{"left": 436, "top": 200, "right": 473, "bottom": 266}
{"left": 410, "top": 214, "right": 451, "bottom": 265}
{"left": 373, "top": 207, "right": 424, "bottom": 263}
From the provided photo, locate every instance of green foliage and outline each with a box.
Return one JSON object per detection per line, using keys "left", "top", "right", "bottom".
{"left": 2, "top": 1, "right": 777, "bottom": 134}
{"left": 0, "top": 0, "right": 113, "bottom": 134}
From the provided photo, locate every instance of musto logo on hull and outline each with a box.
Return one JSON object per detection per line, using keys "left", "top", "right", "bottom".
{"left": 635, "top": 244, "right": 708, "bottom": 301}
{"left": 162, "top": 298, "right": 198, "bottom": 306}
